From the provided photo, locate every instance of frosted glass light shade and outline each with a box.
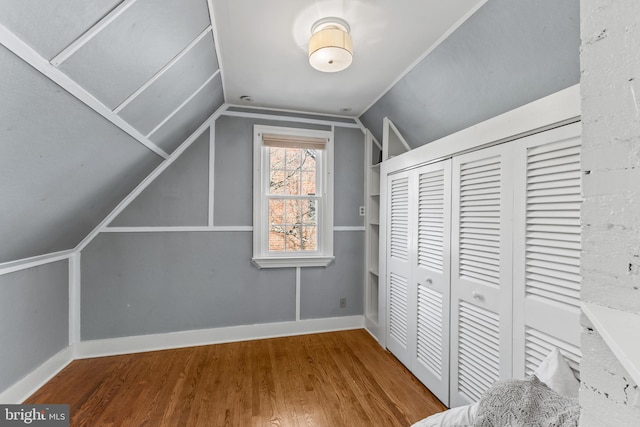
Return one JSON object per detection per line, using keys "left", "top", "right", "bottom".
{"left": 308, "top": 21, "right": 353, "bottom": 73}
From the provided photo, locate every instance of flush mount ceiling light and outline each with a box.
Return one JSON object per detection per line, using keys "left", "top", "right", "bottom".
{"left": 308, "top": 17, "right": 353, "bottom": 73}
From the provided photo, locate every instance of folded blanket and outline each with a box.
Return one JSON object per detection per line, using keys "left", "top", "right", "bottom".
{"left": 473, "top": 376, "right": 579, "bottom": 427}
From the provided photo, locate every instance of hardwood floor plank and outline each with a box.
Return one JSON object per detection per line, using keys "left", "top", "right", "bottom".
{"left": 25, "top": 329, "right": 446, "bottom": 426}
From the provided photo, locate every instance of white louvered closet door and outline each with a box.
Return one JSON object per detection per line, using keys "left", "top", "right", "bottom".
{"left": 386, "top": 170, "right": 415, "bottom": 367}
{"left": 512, "top": 122, "right": 582, "bottom": 379}
{"left": 450, "top": 143, "right": 514, "bottom": 407}
{"left": 412, "top": 160, "right": 452, "bottom": 406}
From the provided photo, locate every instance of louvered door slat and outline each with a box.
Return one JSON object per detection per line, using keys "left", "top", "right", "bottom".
{"left": 459, "top": 251, "right": 500, "bottom": 267}
{"left": 527, "top": 258, "right": 580, "bottom": 274}
{"left": 417, "top": 285, "right": 444, "bottom": 378}
{"left": 417, "top": 168, "right": 446, "bottom": 275}
{"left": 460, "top": 159, "right": 501, "bottom": 174}
{"left": 457, "top": 301, "right": 501, "bottom": 402}
{"left": 460, "top": 231, "right": 500, "bottom": 242}
{"left": 527, "top": 224, "right": 581, "bottom": 234}
{"left": 527, "top": 186, "right": 581, "bottom": 198}
{"left": 528, "top": 153, "right": 580, "bottom": 170}
{"left": 525, "top": 132, "right": 582, "bottom": 309}
{"left": 460, "top": 227, "right": 501, "bottom": 236}
{"left": 458, "top": 372, "right": 489, "bottom": 400}
{"left": 528, "top": 177, "right": 580, "bottom": 191}
{"left": 389, "top": 176, "right": 409, "bottom": 261}
{"left": 460, "top": 240, "right": 500, "bottom": 250}
{"left": 527, "top": 217, "right": 580, "bottom": 226}
{"left": 526, "top": 273, "right": 580, "bottom": 291}
{"left": 528, "top": 162, "right": 580, "bottom": 178}
{"left": 457, "top": 154, "right": 502, "bottom": 292}
{"left": 527, "top": 251, "right": 579, "bottom": 264}
{"left": 528, "top": 170, "right": 581, "bottom": 184}
{"left": 527, "top": 138, "right": 580, "bottom": 156}
{"left": 460, "top": 221, "right": 500, "bottom": 230}
{"left": 419, "top": 244, "right": 444, "bottom": 255}
{"left": 459, "top": 262, "right": 499, "bottom": 278}
{"left": 389, "top": 273, "right": 409, "bottom": 347}
{"left": 458, "top": 354, "right": 499, "bottom": 385}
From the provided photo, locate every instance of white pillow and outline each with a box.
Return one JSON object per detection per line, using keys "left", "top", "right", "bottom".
{"left": 534, "top": 348, "right": 579, "bottom": 398}
{"left": 411, "top": 402, "right": 479, "bottom": 427}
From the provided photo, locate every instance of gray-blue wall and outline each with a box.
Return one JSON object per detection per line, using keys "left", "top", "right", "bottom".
{"left": 81, "top": 114, "right": 365, "bottom": 340}
{"left": 360, "top": 0, "right": 580, "bottom": 148}
{"left": 0, "top": 261, "right": 69, "bottom": 394}
{"left": 0, "top": 44, "right": 162, "bottom": 263}
{"left": 1, "top": 0, "right": 226, "bottom": 264}
{"left": 301, "top": 231, "right": 364, "bottom": 319}
{"left": 110, "top": 130, "right": 211, "bottom": 227}
{"left": 81, "top": 232, "right": 296, "bottom": 339}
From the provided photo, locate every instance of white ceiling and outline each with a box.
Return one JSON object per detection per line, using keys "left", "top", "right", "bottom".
{"left": 210, "top": 0, "right": 486, "bottom": 116}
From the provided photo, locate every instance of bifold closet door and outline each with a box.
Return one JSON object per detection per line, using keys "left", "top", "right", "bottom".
{"left": 386, "top": 170, "right": 414, "bottom": 367}
{"left": 450, "top": 143, "right": 514, "bottom": 407}
{"left": 512, "top": 122, "right": 582, "bottom": 379}
{"left": 385, "top": 161, "right": 452, "bottom": 406}
{"left": 411, "top": 160, "right": 452, "bottom": 406}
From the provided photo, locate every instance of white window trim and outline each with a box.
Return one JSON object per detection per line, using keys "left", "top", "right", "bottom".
{"left": 252, "top": 125, "right": 334, "bottom": 268}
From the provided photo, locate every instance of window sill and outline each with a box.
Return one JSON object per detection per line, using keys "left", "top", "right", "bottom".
{"left": 252, "top": 256, "right": 335, "bottom": 269}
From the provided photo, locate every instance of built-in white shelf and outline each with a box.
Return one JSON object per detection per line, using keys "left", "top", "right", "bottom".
{"left": 364, "top": 129, "right": 382, "bottom": 340}
{"left": 582, "top": 302, "right": 640, "bottom": 387}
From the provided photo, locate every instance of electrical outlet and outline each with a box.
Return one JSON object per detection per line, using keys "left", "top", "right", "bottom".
{"left": 359, "top": 206, "right": 365, "bottom": 216}
{"left": 340, "top": 297, "right": 347, "bottom": 308}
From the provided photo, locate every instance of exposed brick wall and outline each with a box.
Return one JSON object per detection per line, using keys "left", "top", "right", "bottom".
{"left": 580, "top": 0, "right": 640, "bottom": 424}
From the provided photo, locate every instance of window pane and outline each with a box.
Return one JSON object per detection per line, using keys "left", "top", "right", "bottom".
{"left": 285, "top": 170, "right": 301, "bottom": 195}
{"left": 284, "top": 199, "right": 301, "bottom": 225}
{"left": 302, "top": 199, "right": 318, "bottom": 225}
{"left": 268, "top": 199, "right": 285, "bottom": 225}
{"left": 285, "top": 225, "right": 302, "bottom": 251}
{"left": 269, "top": 170, "right": 285, "bottom": 195}
{"left": 301, "top": 226, "right": 317, "bottom": 251}
{"left": 270, "top": 147, "right": 285, "bottom": 170}
{"left": 301, "top": 149, "right": 316, "bottom": 170}
{"left": 285, "top": 148, "right": 301, "bottom": 170}
{"left": 268, "top": 226, "right": 285, "bottom": 251}
{"left": 301, "top": 171, "right": 316, "bottom": 195}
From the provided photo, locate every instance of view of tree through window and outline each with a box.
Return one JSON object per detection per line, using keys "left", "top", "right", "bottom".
{"left": 268, "top": 146, "right": 318, "bottom": 252}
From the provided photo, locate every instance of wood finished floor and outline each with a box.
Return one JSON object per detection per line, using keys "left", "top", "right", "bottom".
{"left": 26, "top": 329, "right": 445, "bottom": 426}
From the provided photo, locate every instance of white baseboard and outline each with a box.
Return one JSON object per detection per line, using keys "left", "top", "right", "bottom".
{"left": 0, "top": 346, "right": 74, "bottom": 404}
{"left": 0, "top": 316, "right": 364, "bottom": 403}
{"left": 75, "top": 315, "right": 364, "bottom": 359}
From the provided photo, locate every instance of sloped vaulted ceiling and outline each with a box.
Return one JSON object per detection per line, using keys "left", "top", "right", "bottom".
{"left": 0, "top": 0, "right": 581, "bottom": 264}
{"left": 0, "top": 0, "right": 224, "bottom": 263}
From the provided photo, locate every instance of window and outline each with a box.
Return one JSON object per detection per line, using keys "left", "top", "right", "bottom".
{"left": 253, "top": 125, "right": 334, "bottom": 268}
